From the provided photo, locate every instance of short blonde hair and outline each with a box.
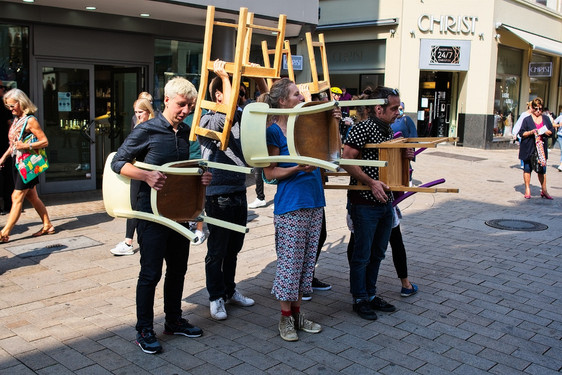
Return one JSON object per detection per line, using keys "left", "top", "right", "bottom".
{"left": 165, "top": 77, "right": 197, "bottom": 101}
{"left": 4, "top": 88, "right": 37, "bottom": 115}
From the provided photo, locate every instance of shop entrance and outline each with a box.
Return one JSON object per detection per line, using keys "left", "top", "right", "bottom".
{"left": 37, "top": 62, "right": 146, "bottom": 194}
{"left": 417, "top": 71, "right": 453, "bottom": 137}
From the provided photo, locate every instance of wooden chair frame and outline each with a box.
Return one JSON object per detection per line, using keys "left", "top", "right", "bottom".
{"left": 103, "top": 152, "right": 252, "bottom": 241}
{"left": 262, "top": 39, "right": 294, "bottom": 89}
{"left": 323, "top": 137, "right": 460, "bottom": 193}
{"left": 302, "top": 32, "right": 331, "bottom": 97}
{"left": 189, "top": 6, "right": 287, "bottom": 151}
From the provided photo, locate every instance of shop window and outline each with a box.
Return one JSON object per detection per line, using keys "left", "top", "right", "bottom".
{"left": 494, "top": 46, "right": 522, "bottom": 137}
{"left": 154, "top": 39, "right": 203, "bottom": 111}
{"left": 0, "top": 24, "right": 29, "bottom": 93}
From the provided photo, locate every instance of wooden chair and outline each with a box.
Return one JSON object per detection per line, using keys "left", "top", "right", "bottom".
{"left": 323, "top": 137, "right": 460, "bottom": 193}
{"left": 302, "top": 32, "right": 331, "bottom": 97}
{"left": 262, "top": 39, "right": 294, "bottom": 89}
{"left": 240, "top": 100, "right": 388, "bottom": 172}
{"left": 103, "top": 152, "right": 251, "bottom": 241}
{"left": 189, "top": 6, "right": 287, "bottom": 151}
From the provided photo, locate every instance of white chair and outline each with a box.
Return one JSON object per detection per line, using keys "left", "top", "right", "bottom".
{"left": 103, "top": 152, "right": 252, "bottom": 241}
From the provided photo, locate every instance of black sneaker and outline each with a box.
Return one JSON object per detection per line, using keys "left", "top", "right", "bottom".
{"left": 163, "top": 318, "right": 203, "bottom": 338}
{"left": 312, "top": 278, "right": 332, "bottom": 291}
{"left": 302, "top": 293, "right": 312, "bottom": 301}
{"left": 370, "top": 296, "right": 396, "bottom": 312}
{"left": 352, "top": 300, "right": 378, "bottom": 320}
{"left": 136, "top": 329, "right": 162, "bottom": 354}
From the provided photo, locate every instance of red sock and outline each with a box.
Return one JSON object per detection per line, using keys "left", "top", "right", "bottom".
{"left": 281, "top": 310, "right": 292, "bottom": 317}
{"left": 291, "top": 306, "right": 300, "bottom": 315}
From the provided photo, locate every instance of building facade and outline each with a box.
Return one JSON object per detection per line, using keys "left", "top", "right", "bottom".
{"left": 0, "top": 0, "right": 318, "bottom": 194}
{"left": 312, "top": 0, "right": 561, "bottom": 149}
{"left": 1, "top": 0, "right": 560, "bottom": 194}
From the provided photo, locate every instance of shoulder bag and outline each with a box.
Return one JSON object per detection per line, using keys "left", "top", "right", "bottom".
{"left": 15, "top": 116, "right": 49, "bottom": 183}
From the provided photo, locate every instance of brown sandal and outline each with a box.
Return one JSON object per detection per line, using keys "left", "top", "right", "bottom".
{"left": 32, "top": 226, "right": 56, "bottom": 237}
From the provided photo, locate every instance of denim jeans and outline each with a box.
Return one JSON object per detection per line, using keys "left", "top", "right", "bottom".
{"left": 205, "top": 192, "right": 247, "bottom": 301}
{"left": 349, "top": 201, "right": 393, "bottom": 301}
{"left": 135, "top": 220, "right": 190, "bottom": 331}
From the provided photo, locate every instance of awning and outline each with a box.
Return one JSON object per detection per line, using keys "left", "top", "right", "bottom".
{"left": 500, "top": 24, "right": 562, "bottom": 57}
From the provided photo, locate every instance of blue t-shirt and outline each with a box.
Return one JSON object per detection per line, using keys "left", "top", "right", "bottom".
{"left": 266, "top": 123, "right": 325, "bottom": 215}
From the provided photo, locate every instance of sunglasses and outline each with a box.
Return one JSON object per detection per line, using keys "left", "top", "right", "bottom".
{"left": 532, "top": 106, "right": 543, "bottom": 111}
{"left": 6, "top": 103, "right": 17, "bottom": 109}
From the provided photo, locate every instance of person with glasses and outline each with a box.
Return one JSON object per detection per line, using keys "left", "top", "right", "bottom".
{"left": 342, "top": 86, "right": 414, "bottom": 320}
{"left": 0, "top": 81, "right": 14, "bottom": 215}
{"left": 111, "top": 77, "right": 211, "bottom": 354}
{"left": 517, "top": 97, "right": 554, "bottom": 199}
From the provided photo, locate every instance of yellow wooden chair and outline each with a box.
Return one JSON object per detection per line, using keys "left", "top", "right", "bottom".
{"left": 189, "top": 6, "right": 287, "bottom": 151}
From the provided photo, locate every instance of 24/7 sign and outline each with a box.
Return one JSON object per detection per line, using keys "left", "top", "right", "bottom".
{"left": 430, "top": 46, "right": 460, "bottom": 65}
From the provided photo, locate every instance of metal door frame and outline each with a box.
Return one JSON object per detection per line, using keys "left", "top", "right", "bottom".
{"left": 35, "top": 60, "right": 96, "bottom": 193}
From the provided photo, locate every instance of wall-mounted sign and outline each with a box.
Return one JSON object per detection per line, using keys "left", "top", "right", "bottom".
{"left": 528, "top": 62, "right": 552, "bottom": 78}
{"left": 283, "top": 55, "right": 303, "bottom": 71}
{"left": 419, "top": 39, "right": 471, "bottom": 71}
{"left": 430, "top": 46, "right": 460, "bottom": 64}
{"left": 418, "top": 14, "right": 478, "bottom": 35}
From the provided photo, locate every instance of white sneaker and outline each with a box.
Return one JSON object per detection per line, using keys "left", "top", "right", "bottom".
{"left": 110, "top": 241, "right": 134, "bottom": 256}
{"left": 558, "top": 164, "right": 562, "bottom": 171}
{"left": 192, "top": 230, "right": 206, "bottom": 246}
{"left": 248, "top": 198, "right": 266, "bottom": 209}
{"left": 227, "top": 290, "right": 255, "bottom": 307}
{"left": 210, "top": 298, "right": 227, "bottom": 320}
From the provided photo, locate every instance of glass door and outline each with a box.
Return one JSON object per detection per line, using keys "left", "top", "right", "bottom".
{"left": 37, "top": 62, "right": 96, "bottom": 193}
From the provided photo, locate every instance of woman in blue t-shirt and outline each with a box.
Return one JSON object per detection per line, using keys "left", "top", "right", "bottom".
{"left": 261, "top": 78, "right": 326, "bottom": 342}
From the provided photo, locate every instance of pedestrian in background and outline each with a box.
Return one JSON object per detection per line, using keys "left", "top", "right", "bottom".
{"left": 0, "top": 89, "right": 55, "bottom": 242}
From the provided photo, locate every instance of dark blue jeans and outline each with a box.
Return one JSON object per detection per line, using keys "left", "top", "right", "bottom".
{"left": 205, "top": 192, "right": 247, "bottom": 301}
{"left": 135, "top": 220, "right": 190, "bottom": 331}
{"left": 349, "top": 201, "right": 393, "bottom": 301}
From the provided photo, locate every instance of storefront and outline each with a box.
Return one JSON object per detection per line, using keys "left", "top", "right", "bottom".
{"left": 315, "top": 0, "right": 562, "bottom": 149}
{"left": 0, "top": 0, "right": 317, "bottom": 194}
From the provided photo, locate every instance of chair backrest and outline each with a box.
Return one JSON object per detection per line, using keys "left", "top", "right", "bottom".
{"left": 289, "top": 101, "right": 341, "bottom": 161}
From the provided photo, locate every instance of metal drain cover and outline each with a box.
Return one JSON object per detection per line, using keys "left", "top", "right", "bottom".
{"left": 485, "top": 219, "right": 548, "bottom": 231}
{"left": 6, "top": 235, "right": 103, "bottom": 258}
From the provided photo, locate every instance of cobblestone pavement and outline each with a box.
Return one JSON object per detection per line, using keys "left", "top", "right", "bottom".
{"left": 0, "top": 144, "right": 561, "bottom": 374}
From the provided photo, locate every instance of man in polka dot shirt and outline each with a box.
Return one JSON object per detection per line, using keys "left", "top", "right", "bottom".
{"left": 342, "top": 86, "right": 414, "bottom": 321}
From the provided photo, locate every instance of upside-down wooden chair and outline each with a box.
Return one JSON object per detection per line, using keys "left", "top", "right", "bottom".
{"left": 323, "top": 136, "right": 460, "bottom": 194}
{"left": 262, "top": 39, "right": 294, "bottom": 89}
{"left": 240, "top": 100, "right": 389, "bottom": 172}
{"left": 103, "top": 152, "right": 252, "bottom": 242}
{"left": 302, "top": 32, "right": 332, "bottom": 97}
{"left": 189, "top": 6, "right": 287, "bottom": 151}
